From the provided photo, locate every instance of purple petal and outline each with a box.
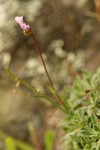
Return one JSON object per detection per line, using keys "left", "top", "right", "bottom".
{"left": 15, "top": 16, "right": 24, "bottom": 24}
{"left": 20, "top": 23, "right": 30, "bottom": 30}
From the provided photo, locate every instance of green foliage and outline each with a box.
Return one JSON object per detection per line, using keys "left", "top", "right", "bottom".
{"left": 4, "top": 67, "right": 100, "bottom": 149}
{"left": 44, "top": 130, "right": 56, "bottom": 150}
{"left": 13, "top": 139, "right": 35, "bottom": 150}
{"left": 0, "top": 131, "right": 35, "bottom": 150}
{"left": 62, "top": 69, "right": 100, "bottom": 150}
{"left": 5, "top": 131, "right": 56, "bottom": 150}
{"left": 0, "top": 129, "right": 56, "bottom": 150}
{"left": 5, "top": 137, "right": 16, "bottom": 150}
{"left": 5, "top": 136, "right": 35, "bottom": 150}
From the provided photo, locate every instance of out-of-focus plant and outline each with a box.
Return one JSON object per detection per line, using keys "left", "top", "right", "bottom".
{"left": 44, "top": 130, "right": 56, "bottom": 150}
{"left": 0, "top": 131, "right": 35, "bottom": 150}
{"left": 5, "top": 137, "right": 34, "bottom": 150}
{"left": 0, "top": 129, "right": 56, "bottom": 150}
{"left": 4, "top": 16, "right": 100, "bottom": 150}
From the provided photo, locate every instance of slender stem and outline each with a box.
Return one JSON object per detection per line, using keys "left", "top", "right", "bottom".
{"left": 30, "top": 34, "right": 68, "bottom": 113}
{"left": 31, "top": 34, "right": 54, "bottom": 89}
{"left": 28, "top": 122, "right": 43, "bottom": 150}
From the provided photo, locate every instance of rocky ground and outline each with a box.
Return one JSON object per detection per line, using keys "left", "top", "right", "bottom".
{"left": 0, "top": 0, "right": 100, "bottom": 149}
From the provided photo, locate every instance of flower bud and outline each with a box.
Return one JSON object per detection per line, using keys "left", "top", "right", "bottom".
{"left": 15, "top": 16, "right": 33, "bottom": 36}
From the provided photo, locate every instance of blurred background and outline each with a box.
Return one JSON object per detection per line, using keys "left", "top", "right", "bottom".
{"left": 0, "top": 0, "right": 100, "bottom": 149}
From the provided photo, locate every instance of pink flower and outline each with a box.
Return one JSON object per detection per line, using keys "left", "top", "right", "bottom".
{"left": 15, "top": 16, "right": 30, "bottom": 31}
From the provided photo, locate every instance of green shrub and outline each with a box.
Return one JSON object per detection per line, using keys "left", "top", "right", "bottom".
{"left": 62, "top": 69, "right": 100, "bottom": 150}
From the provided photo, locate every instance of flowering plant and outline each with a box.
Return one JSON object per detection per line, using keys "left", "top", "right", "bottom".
{"left": 4, "top": 16, "right": 100, "bottom": 150}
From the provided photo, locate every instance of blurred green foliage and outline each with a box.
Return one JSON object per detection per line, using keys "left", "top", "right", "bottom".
{"left": 0, "top": 131, "right": 34, "bottom": 150}
{"left": 5, "top": 137, "right": 34, "bottom": 150}
{"left": 44, "top": 130, "right": 56, "bottom": 150}
{"left": 0, "top": 130, "right": 56, "bottom": 150}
